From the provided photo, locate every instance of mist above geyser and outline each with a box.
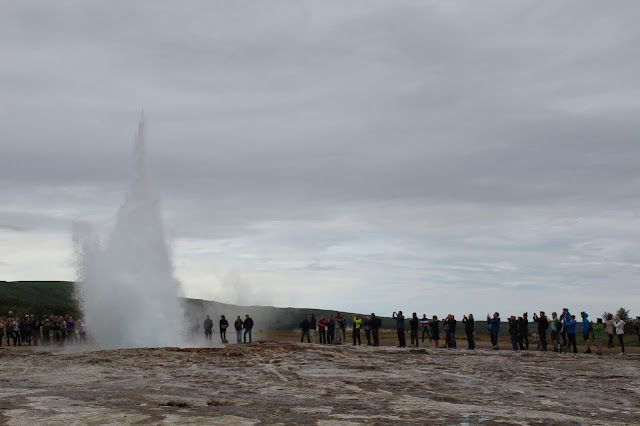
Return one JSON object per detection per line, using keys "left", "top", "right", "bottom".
{"left": 74, "top": 118, "right": 184, "bottom": 348}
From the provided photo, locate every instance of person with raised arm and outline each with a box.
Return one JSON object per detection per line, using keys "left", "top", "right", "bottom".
{"left": 581, "top": 312, "right": 591, "bottom": 353}
{"left": 463, "top": 314, "right": 475, "bottom": 350}
{"left": 350, "top": 313, "right": 362, "bottom": 345}
{"left": 487, "top": 312, "right": 501, "bottom": 349}
{"left": 392, "top": 311, "right": 406, "bottom": 347}
{"left": 533, "top": 311, "right": 549, "bottom": 351}
{"left": 614, "top": 315, "right": 626, "bottom": 355}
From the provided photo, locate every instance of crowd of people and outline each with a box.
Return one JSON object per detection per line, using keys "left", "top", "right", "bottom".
{"left": 293, "top": 309, "right": 640, "bottom": 356}
{"left": 0, "top": 311, "right": 87, "bottom": 347}
{"left": 203, "top": 314, "right": 254, "bottom": 344}
{"left": 3, "top": 308, "right": 638, "bottom": 354}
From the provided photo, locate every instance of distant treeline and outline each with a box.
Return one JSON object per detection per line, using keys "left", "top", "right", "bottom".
{"left": 0, "top": 281, "right": 81, "bottom": 319}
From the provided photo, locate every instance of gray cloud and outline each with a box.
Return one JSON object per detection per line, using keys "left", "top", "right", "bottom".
{"left": 2, "top": 1, "right": 639, "bottom": 315}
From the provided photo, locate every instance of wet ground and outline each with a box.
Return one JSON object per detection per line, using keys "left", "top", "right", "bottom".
{"left": 0, "top": 340, "right": 638, "bottom": 425}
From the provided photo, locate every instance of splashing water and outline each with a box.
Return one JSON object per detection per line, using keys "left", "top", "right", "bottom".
{"left": 74, "top": 118, "right": 184, "bottom": 348}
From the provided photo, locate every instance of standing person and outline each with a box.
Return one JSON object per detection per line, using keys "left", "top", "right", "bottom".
{"left": 309, "top": 314, "right": 316, "bottom": 344}
{"left": 42, "top": 316, "right": 51, "bottom": 346}
{"left": 604, "top": 313, "right": 615, "bottom": 348}
{"left": 336, "top": 313, "right": 345, "bottom": 344}
{"left": 33, "top": 315, "right": 41, "bottom": 346}
{"left": 487, "top": 313, "right": 500, "bottom": 349}
{"left": 447, "top": 314, "right": 457, "bottom": 349}
{"left": 518, "top": 313, "right": 529, "bottom": 350}
{"left": 234, "top": 316, "right": 243, "bottom": 343}
{"left": 78, "top": 320, "right": 88, "bottom": 343}
{"left": 508, "top": 316, "right": 520, "bottom": 351}
{"left": 327, "top": 314, "right": 335, "bottom": 344}
{"left": 392, "top": 311, "right": 406, "bottom": 347}
{"left": 0, "top": 318, "right": 4, "bottom": 347}
{"left": 563, "top": 315, "right": 578, "bottom": 353}
{"left": 463, "top": 314, "right": 475, "bottom": 350}
{"left": 371, "top": 313, "right": 381, "bottom": 346}
{"left": 560, "top": 308, "right": 571, "bottom": 349}
{"left": 550, "top": 312, "right": 561, "bottom": 352}
{"left": 243, "top": 315, "right": 254, "bottom": 343}
{"left": 581, "top": 312, "right": 591, "bottom": 353}
{"left": 430, "top": 316, "right": 440, "bottom": 348}
{"left": 67, "top": 317, "right": 77, "bottom": 344}
{"left": 219, "top": 315, "right": 229, "bottom": 343}
{"left": 13, "top": 317, "right": 21, "bottom": 346}
{"left": 318, "top": 316, "right": 327, "bottom": 344}
{"left": 592, "top": 318, "right": 603, "bottom": 355}
{"left": 350, "top": 314, "right": 362, "bottom": 345}
{"left": 203, "top": 315, "right": 214, "bottom": 342}
{"left": 614, "top": 315, "right": 626, "bottom": 355}
{"left": 363, "top": 316, "right": 372, "bottom": 345}
{"left": 443, "top": 317, "right": 451, "bottom": 348}
{"left": 409, "top": 313, "right": 419, "bottom": 347}
{"left": 421, "top": 314, "right": 431, "bottom": 343}
{"left": 299, "top": 317, "right": 311, "bottom": 343}
{"left": 20, "top": 316, "right": 29, "bottom": 345}
{"left": 533, "top": 311, "right": 549, "bottom": 351}
{"left": 6, "top": 318, "right": 15, "bottom": 346}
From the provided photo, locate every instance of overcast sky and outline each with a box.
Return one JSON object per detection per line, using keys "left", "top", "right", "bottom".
{"left": 2, "top": 1, "right": 639, "bottom": 318}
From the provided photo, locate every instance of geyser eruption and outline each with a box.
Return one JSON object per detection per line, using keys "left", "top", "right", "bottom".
{"left": 74, "top": 118, "right": 184, "bottom": 348}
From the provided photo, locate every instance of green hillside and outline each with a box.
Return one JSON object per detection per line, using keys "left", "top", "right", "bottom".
{"left": 5, "top": 282, "right": 634, "bottom": 338}
{"left": 1, "top": 281, "right": 398, "bottom": 329}
{"left": 0, "top": 281, "right": 514, "bottom": 334}
{"left": 0, "top": 281, "right": 80, "bottom": 319}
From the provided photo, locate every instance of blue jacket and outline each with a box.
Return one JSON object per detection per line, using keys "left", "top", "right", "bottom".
{"left": 564, "top": 319, "right": 577, "bottom": 334}
{"left": 581, "top": 313, "right": 590, "bottom": 333}
{"left": 487, "top": 317, "right": 500, "bottom": 333}
{"left": 394, "top": 314, "right": 405, "bottom": 330}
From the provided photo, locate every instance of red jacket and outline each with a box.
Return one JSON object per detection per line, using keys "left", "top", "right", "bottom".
{"left": 318, "top": 319, "right": 327, "bottom": 331}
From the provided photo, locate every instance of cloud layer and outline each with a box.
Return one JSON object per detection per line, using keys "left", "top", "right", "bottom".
{"left": 2, "top": 1, "right": 640, "bottom": 317}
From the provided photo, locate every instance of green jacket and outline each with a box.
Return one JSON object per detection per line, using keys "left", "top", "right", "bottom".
{"left": 592, "top": 322, "right": 603, "bottom": 339}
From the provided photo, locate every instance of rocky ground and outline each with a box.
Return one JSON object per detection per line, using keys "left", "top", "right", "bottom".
{"left": 0, "top": 339, "right": 638, "bottom": 425}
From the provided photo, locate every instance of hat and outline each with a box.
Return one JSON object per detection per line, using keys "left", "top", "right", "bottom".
{"left": 562, "top": 308, "right": 568, "bottom": 311}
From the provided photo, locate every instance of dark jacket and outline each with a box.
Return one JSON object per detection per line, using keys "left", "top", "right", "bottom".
{"left": 508, "top": 319, "right": 520, "bottom": 336}
{"left": 234, "top": 319, "right": 243, "bottom": 330}
{"left": 244, "top": 318, "right": 254, "bottom": 330}
{"left": 309, "top": 317, "right": 317, "bottom": 330}
{"left": 447, "top": 318, "right": 457, "bottom": 332}
{"left": 534, "top": 316, "right": 549, "bottom": 332}
{"left": 220, "top": 319, "right": 229, "bottom": 330}
{"left": 300, "top": 319, "right": 310, "bottom": 332}
{"left": 203, "top": 319, "right": 213, "bottom": 332}
{"left": 371, "top": 316, "right": 381, "bottom": 330}
{"left": 463, "top": 317, "right": 474, "bottom": 333}
{"left": 518, "top": 317, "right": 528, "bottom": 334}
{"left": 487, "top": 317, "right": 500, "bottom": 333}
{"left": 409, "top": 317, "right": 419, "bottom": 332}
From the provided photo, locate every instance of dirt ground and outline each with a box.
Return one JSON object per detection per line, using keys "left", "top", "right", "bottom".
{"left": 0, "top": 335, "right": 638, "bottom": 425}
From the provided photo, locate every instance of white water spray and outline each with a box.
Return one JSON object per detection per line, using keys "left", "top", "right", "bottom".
{"left": 74, "top": 118, "right": 184, "bottom": 348}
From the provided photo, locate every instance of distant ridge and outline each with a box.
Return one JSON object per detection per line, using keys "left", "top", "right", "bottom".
{"left": 0, "top": 281, "right": 399, "bottom": 329}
